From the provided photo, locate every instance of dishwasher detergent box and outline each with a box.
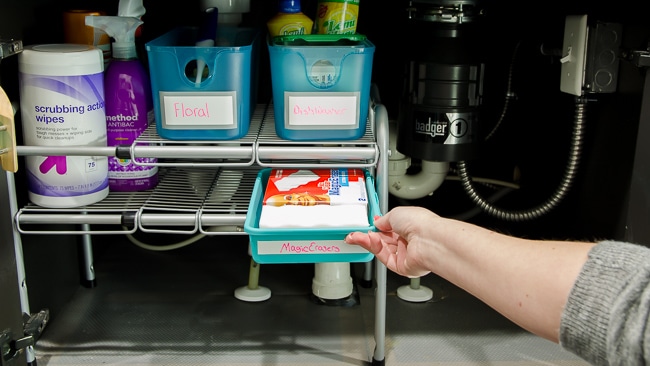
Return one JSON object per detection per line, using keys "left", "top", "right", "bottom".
{"left": 244, "top": 168, "right": 378, "bottom": 264}
{"left": 268, "top": 34, "right": 375, "bottom": 141}
{"left": 145, "top": 26, "right": 260, "bottom": 140}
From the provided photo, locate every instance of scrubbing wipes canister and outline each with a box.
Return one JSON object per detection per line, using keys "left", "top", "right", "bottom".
{"left": 18, "top": 44, "right": 109, "bottom": 207}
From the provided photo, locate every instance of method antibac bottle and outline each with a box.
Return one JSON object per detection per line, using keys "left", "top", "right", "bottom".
{"left": 86, "top": 15, "right": 158, "bottom": 192}
{"left": 267, "top": 0, "right": 314, "bottom": 37}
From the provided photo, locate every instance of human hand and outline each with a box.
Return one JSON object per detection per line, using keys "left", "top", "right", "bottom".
{"left": 345, "top": 206, "right": 437, "bottom": 278}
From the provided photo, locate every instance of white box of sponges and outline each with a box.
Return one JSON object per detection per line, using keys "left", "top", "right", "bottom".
{"left": 244, "top": 168, "right": 379, "bottom": 264}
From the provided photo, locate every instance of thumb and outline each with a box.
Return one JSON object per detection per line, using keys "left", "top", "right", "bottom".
{"left": 373, "top": 214, "right": 393, "bottom": 233}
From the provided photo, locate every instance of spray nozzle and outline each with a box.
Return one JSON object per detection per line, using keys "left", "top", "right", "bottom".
{"left": 118, "top": 0, "right": 146, "bottom": 38}
{"left": 118, "top": 0, "right": 146, "bottom": 18}
{"left": 85, "top": 16, "right": 143, "bottom": 59}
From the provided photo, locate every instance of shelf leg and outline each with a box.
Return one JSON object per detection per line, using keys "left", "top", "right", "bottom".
{"left": 5, "top": 171, "right": 38, "bottom": 365}
{"left": 234, "top": 256, "right": 271, "bottom": 302}
{"left": 79, "top": 227, "right": 96, "bottom": 288}
{"left": 372, "top": 260, "right": 387, "bottom": 365}
{"left": 360, "top": 260, "right": 373, "bottom": 288}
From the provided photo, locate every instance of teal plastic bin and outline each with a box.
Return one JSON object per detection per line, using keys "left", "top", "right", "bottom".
{"left": 146, "top": 26, "right": 260, "bottom": 140}
{"left": 244, "top": 168, "right": 378, "bottom": 264}
{"left": 267, "top": 34, "right": 375, "bottom": 141}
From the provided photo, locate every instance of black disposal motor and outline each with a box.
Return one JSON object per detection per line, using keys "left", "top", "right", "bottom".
{"left": 397, "top": 0, "right": 485, "bottom": 162}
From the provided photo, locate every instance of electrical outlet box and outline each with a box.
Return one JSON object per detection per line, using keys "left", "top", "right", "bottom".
{"left": 560, "top": 15, "right": 588, "bottom": 96}
{"left": 585, "top": 21, "right": 622, "bottom": 93}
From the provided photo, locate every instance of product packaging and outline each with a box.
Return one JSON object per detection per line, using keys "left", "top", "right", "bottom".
{"left": 63, "top": 9, "right": 112, "bottom": 66}
{"left": 259, "top": 168, "right": 369, "bottom": 228}
{"left": 267, "top": 0, "right": 314, "bottom": 37}
{"left": 18, "top": 44, "right": 109, "bottom": 208}
{"left": 313, "top": 0, "right": 360, "bottom": 34}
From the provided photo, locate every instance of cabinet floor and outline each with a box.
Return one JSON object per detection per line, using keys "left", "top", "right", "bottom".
{"left": 33, "top": 234, "right": 588, "bottom": 366}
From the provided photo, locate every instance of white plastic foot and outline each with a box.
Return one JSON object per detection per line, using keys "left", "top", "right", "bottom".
{"left": 397, "top": 277, "right": 433, "bottom": 302}
{"left": 234, "top": 286, "right": 271, "bottom": 302}
{"left": 397, "top": 284, "right": 433, "bottom": 302}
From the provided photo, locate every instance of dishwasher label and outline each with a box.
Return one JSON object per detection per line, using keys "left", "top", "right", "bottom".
{"left": 160, "top": 91, "right": 236, "bottom": 129}
{"left": 285, "top": 92, "right": 359, "bottom": 129}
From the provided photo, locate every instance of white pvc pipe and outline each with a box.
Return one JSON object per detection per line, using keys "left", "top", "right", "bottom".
{"left": 388, "top": 160, "right": 449, "bottom": 200}
{"left": 312, "top": 262, "right": 353, "bottom": 300}
{"left": 387, "top": 121, "right": 449, "bottom": 200}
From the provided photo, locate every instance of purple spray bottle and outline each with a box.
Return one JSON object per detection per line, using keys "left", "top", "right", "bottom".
{"left": 86, "top": 15, "right": 158, "bottom": 192}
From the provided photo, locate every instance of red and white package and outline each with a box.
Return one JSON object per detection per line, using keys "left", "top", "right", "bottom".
{"left": 263, "top": 168, "right": 368, "bottom": 207}
{"left": 259, "top": 168, "right": 370, "bottom": 229}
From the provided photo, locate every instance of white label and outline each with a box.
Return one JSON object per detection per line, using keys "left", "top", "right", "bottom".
{"left": 19, "top": 72, "right": 107, "bottom": 146}
{"left": 161, "top": 92, "right": 236, "bottom": 128}
{"left": 286, "top": 93, "right": 359, "bottom": 128}
{"left": 256, "top": 239, "right": 370, "bottom": 255}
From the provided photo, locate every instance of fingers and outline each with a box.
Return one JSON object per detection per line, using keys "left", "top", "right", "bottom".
{"left": 346, "top": 231, "right": 398, "bottom": 268}
{"left": 346, "top": 230, "right": 395, "bottom": 253}
{"left": 345, "top": 231, "right": 372, "bottom": 248}
{"left": 367, "top": 231, "right": 396, "bottom": 267}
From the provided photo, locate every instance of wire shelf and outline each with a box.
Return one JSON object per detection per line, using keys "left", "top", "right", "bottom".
{"left": 15, "top": 103, "right": 379, "bottom": 234}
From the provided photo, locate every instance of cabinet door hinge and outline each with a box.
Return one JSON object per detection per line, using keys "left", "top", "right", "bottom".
{"left": 0, "top": 309, "right": 49, "bottom": 365}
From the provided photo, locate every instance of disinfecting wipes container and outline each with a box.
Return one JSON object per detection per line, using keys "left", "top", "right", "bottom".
{"left": 18, "top": 44, "right": 109, "bottom": 208}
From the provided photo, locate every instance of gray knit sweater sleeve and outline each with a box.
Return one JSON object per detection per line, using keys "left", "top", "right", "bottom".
{"left": 559, "top": 240, "right": 650, "bottom": 365}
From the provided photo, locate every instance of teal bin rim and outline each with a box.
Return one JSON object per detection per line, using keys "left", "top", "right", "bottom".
{"left": 244, "top": 168, "right": 378, "bottom": 264}
{"left": 146, "top": 26, "right": 259, "bottom": 51}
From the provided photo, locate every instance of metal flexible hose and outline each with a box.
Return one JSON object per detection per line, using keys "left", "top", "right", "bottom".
{"left": 458, "top": 97, "right": 587, "bottom": 221}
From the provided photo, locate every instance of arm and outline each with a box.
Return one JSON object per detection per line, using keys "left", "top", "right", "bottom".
{"left": 560, "top": 240, "right": 650, "bottom": 365}
{"left": 345, "top": 206, "right": 594, "bottom": 342}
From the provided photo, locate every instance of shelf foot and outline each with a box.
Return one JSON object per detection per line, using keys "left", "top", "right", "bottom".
{"left": 235, "top": 257, "right": 270, "bottom": 302}
{"left": 396, "top": 277, "right": 433, "bottom": 302}
{"left": 234, "top": 286, "right": 271, "bottom": 302}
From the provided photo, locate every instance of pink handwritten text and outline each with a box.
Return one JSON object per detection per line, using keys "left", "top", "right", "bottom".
{"left": 173, "top": 102, "right": 210, "bottom": 118}
{"left": 280, "top": 242, "right": 341, "bottom": 253}
{"left": 293, "top": 104, "right": 347, "bottom": 116}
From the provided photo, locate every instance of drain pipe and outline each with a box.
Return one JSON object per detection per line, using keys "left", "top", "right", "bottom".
{"left": 388, "top": 121, "right": 449, "bottom": 200}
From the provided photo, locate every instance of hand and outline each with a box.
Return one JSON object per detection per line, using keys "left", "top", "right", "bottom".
{"left": 345, "top": 206, "right": 437, "bottom": 278}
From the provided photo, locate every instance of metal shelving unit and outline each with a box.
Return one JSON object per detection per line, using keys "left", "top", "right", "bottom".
{"left": 14, "top": 103, "right": 382, "bottom": 233}
{"left": 10, "top": 101, "right": 391, "bottom": 365}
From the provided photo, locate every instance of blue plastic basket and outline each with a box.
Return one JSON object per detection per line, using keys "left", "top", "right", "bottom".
{"left": 267, "top": 35, "right": 375, "bottom": 141}
{"left": 146, "top": 26, "right": 260, "bottom": 140}
{"left": 244, "top": 168, "right": 378, "bottom": 264}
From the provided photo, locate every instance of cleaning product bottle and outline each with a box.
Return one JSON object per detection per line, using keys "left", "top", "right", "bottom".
{"left": 86, "top": 15, "right": 158, "bottom": 192}
{"left": 267, "top": 0, "right": 314, "bottom": 37}
{"left": 313, "top": 0, "right": 360, "bottom": 34}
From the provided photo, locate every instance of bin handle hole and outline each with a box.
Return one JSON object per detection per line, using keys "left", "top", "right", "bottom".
{"left": 185, "top": 60, "right": 209, "bottom": 85}
{"left": 309, "top": 60, "right": 337, "bottom": 89}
